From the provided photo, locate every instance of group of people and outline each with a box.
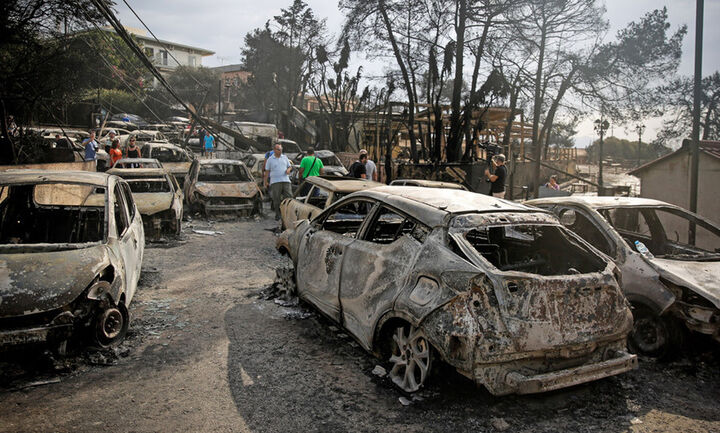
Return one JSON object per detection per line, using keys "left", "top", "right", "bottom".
{"left": 81, "top": 129, "right": 142, "bottom": 168}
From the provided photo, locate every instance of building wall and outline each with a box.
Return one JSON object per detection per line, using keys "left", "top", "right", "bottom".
{"left": 638, "top": 152, "right": 720, "bottom": 226}
{"left": 142, "top": 43, "right": 204, "bottom": 69}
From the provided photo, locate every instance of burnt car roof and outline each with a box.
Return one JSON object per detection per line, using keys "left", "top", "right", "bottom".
{"left": 352, "top": 186, "right": 539, "bottom": 226}
{"left": 304, "top": 177, "right": 384, "bottom": 193}
{"left": 527, "top": 196, "right": 676, "bottom": 209}
{"left": 391, "top": 179, "right": 467, "bottom": 189}
{"left": 198, "top": 159, "right": 248, "bottom": 166}
{"left": 107, "top": 168, "right": 171, "bottom": 177}
{"left": 115, "top": 158, "right": 161, "bottom": 164}
{"left": 0, "top": 170, "right": 110, "bottom": 187}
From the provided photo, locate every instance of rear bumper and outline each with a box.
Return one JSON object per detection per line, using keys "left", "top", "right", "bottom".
{"left": 502, "top": 350, "right": 637, "bottom": 395}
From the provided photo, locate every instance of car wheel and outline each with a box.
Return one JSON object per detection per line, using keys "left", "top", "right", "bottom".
{"left": 628, "top": 304, "right": 684, "bottom": 358}
{"left": 388, "top": 325, "right": 432, "bottom": 393}
{"left": 92, "top": 302, "right": 129, "bottom": 348}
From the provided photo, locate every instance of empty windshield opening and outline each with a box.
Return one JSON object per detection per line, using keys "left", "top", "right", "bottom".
{"left": 0, "top": 184, "right": 105, "bottom": 244}
{"left": 321, "top": 156, "right": 342, "bottom": 166}
{"left": 198, "top": 164, "right": 250, "bottom": 182}
{"left": 463, "top": 224, "right": 605, "bottom": 276}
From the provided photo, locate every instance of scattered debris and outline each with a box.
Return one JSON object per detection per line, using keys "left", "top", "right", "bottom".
{"left": 193, "top": 229, "right": 224, "bottom": 236}
{"left": 371, "top": 365, "right": 387, "bottom": 377}
{"left": 491, "top": 418, "right": 510, "bottom": 432}
{"left": 399, "top": 396, "right": 412, "bottom": 406}
{"left": 18, "top": 378, "right": 61, "bottom": 389}
{"left": 630, "top": 417, "right": 643, "bottom": 425}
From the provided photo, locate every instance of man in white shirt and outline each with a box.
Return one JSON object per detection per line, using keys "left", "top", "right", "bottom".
{"left": 359, "top": 149, "right": 377, "bottom": 181}
{"left": 263, "top": 143, "right": 293, "bottom": 220}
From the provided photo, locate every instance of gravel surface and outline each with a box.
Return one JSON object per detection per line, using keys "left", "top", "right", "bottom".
{"left": 1, "top": 215, "right": 718, "bottom": 432}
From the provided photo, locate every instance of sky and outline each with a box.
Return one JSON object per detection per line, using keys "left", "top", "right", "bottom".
{"left": 114, "top": 0, "right": 720, "bottom": 146}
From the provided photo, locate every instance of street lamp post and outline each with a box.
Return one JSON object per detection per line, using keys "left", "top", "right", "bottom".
{"left": 594, "top": 118, "right": 610, "bottom": 194}
{"left": 636, "top": 123, "right": 645, "bottom": 167}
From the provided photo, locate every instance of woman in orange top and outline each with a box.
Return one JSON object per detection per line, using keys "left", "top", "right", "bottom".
{"left": 109, "top": 139, "right": 123, "bottom": 167}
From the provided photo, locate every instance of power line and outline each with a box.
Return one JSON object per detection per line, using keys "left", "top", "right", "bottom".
{"left": 120, "top": 0, "right": 209, "bottom": 91}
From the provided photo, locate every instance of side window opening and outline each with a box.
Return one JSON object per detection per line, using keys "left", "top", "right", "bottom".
{"left": 366, "top": 206, "right": 430, "bottom": 244}
{"left": 114, "top": 185, "right": 129, "bottom": 238}
{"left": 306, "top": 186, "right": 329, "bottom": 209}
{"left": 121, "top": 182, "right": 136, "bottom": 221}
{"left": 322, "top": 200, "right": 372, "bottom": 237}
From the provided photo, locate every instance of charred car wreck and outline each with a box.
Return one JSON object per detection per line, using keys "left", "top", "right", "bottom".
{"left": 527, "top": 196, "right": 720, "bottom": 356}
{"left": 278, "top": 187, "right": 637, "bottom": 395}
{"left": 107, "top": 168, "right": 183, "bottom": 239}
{"left": 0, "top": 171, "right": 144, "bottom": 352}
{"left": 185, "top": 159, "right": 262, "bottom": 217}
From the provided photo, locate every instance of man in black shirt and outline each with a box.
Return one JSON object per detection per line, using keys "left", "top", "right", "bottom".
{"left": 349, "top": 153, "right": 367, "bottom": 179}
{"left": 484, "top": 153, "right": 507, "bottom": 198}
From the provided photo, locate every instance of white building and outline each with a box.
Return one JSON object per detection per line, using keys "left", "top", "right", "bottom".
{"left": 103, "top": 26, "right": 214, "bottom": 76}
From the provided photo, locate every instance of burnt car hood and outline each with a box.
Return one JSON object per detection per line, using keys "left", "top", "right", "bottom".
{"left": 163, "top": 162, "right": 191, "bottom": 174}
{"left": 194, "top": 181, "right": 259, "bottom": 198}
{"left": 649, "top": 258, "right": 720, "bottom": 308}
{"left": 0, "top": 244, "right": 109, "bottom": 318}
{"left": 133, "top": 192, "right": 174, "bottom": 215}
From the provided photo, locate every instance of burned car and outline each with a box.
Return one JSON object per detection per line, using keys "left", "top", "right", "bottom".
{"left": 390, "top": 179, "right": 468, "bottom": 190}
{"left": 113, "top": 157, "right": 163, "bottom": 169}
{"left": 292, "top": 149, "right": 348, "bottom": 180}
{"left": 141, "top": 142, "right": 194, "bottom": 188}
{"left": 185, "top": 159, "right": 262, "bottom": 217}
{"left": 280, "top": 176, "right": 383, "bottom": 229}
{"left": 527, "top": 196, "right": 720, "bottom": 356}
{"left": 0, "top": 171, "right": 144, "bottom": 352}
{"left": 106, "top": 168, "right": 183, "bottom": 239}
{"left": 277, "top": 187, "right": 636, "bottom": 395}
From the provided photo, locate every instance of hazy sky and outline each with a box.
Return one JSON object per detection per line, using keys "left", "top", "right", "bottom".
{"left": 114, "top": 0, "right": 720, "bottom": 144}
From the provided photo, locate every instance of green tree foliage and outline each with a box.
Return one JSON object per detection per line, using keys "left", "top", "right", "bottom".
{"left": 240, "top": 0, "right": 326, "bottom": 129}
{"left": 586, "top": 136, "right": 671, "bottom": 163}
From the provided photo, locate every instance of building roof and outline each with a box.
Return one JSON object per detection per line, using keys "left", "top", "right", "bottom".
{"left": 101, "top": 27, "right": 214, "bottom": 56}
{"left": 628, "top": 140, "right": 720, "bottom": 176}
{"left": 210, "top": 64, "right": 247, "bottom": 73}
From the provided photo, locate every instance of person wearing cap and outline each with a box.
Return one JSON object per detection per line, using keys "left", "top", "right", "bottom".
{"left": 484, "top": 153, "right": 507, "bottom": 199}
{"left": 359, "top": 149, "right": 377, "bottom": 181}
{"left": 103, "top": 129, "right": 117, "bottom": 152}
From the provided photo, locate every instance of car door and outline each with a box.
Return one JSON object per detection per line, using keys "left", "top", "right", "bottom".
{"left": 338, "top": 205, "right": 429, "bottom": 348}
{"left": 112, "top": 182, "right": 141, "bottom": 303}
{"left": 296, "top": 198, "right": 376, "bottom": 322}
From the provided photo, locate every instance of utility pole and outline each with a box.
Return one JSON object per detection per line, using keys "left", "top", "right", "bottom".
{"left": 217, "top": 79, "right": 222, "bottom": 123}
{"left": 594, "top": 117, "right": 610, "bottom": 195}
{"left": 689, "top": 0, "right": 704, "bottom": 244}
{"left": 636, "top": 123, "right": 645, "bottom": 167}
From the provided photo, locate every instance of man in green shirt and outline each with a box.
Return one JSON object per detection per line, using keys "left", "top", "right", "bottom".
{"left": 298, "top": 147, "right": 324, "bottom": 179}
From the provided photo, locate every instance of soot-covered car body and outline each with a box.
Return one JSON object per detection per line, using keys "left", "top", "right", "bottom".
{"left": 0, "top": 171, "right": 144, "bottom": 351}
{"left": 527, "top": 196, "right": 720, "bottom": 355}
{"left": 185, "top": 159, "right": 262, "bottom": 216}
{"left": 106, "top": 168, "right": 183, "bottom": 239}
{"left": 277, "top": 187, "right": 636, "bottom": 395}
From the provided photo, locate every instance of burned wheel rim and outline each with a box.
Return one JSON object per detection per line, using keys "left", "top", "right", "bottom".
{"left": 630, "top": 315, "right": 666, "bottom": 354}
{"left": 388, "top": 326, "right": 432, "bottom": 393}
{"left": 94, "top": 303, "right": 129, "bottom": 348}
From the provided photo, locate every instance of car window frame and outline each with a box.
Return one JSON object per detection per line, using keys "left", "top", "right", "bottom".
{"left": 314, "top": 197, "right": 377, "bottom": 238}
{"left": 359, "top": 203, "right": 430, "bottom": 245}
{"left": 557, "top": 205, "right": 617, "bottom": 258}
{"left": 113, "top": 183, "right": 131, "bottom": 239}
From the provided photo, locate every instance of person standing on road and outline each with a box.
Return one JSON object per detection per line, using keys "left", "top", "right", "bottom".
{"left": 103, "top": 129, "right": 117, "bottom": 152}
{"left": 109, "top": 139, "right": 122, "bottom": 167}
{"left": 298, "top": 147, "right": 324, "bottom": 179}
{"left": 125, "top": 137, "right": 142, "bottom": 167}
{"left": 264, "top": 143, "right": 293, "bottom": 221}
{"left": 82, "top": 131, "right": 99, "bottom": 164}
{"left": 484, "top": 154, "right": 507, "bottom": 199}
{"left": 204, "top": 132, "right": 215, "bottom": 158}
{"left": 349, "top": 153, "right": 367, "bottom": 179}
{"left": 545, "top": 174, "right": 560, "bottom": 190}
{"left": 359, "top": 149, "right": 377, "bottom": 181}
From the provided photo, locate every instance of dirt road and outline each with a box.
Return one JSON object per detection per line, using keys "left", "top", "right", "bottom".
{"left": 1, "top": 216, "right": 718, "bottom": 432}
